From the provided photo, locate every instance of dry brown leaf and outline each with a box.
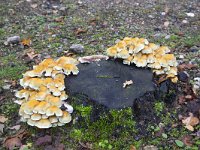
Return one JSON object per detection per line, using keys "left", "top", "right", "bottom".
{"left": 130, "top": 145, "right": 137, "bottom": 150}
{"left": 35, "top": 135, "right": 52, "bottom": 146}
{"left": 3, "top": 137, "right": 22, "bottom": 150}
{"left": 3, "top": 129, "right": 28, "bottom": 150}
{"left": 21, "top": 38, "right": 31, "bottom": 46}
{"left": 185, "top": 125, "right": 194, "bottom": 131}
{"left": 54, "top": 17, "right": 64, "bottom": 22}
{"left": 0, "top": 115, "right": 8, "bottom": 123}
{"left": 182, "top": 113, "right": 199, "bottom": 131}
{"left": 157, "top": 75, "right": 168, "bottom": 84}
{"left": 182, "top": 135, "right": 193, "bottom": 146}
{"left": 178, "top": 63, "right": 197, "bottom": 71}
{"left": 26, "top": 51, "right": 38, "bottom": 60}
{"left": 75, "top": 28, "right": 87, "bottom": 35}
{"left": 123, "top": 80, "right": 133, "bottom": 88}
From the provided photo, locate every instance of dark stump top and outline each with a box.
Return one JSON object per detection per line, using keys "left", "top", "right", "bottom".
{"left": 65, "top": 60, "right": 156, "bottom": 109}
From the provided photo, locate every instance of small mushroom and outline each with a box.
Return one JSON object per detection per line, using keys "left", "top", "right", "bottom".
{"left": 46, "top": 106, "right": 63, "bottom": 117}
{"left": 27, "top": 119, "right": 37, "bottom": 126}
{"left": 23, "top": 100, "right": 40, "bottom": 115}
{"left": 31, "top": 114, "right": 42, "bottom": 121}
{"left": 58, "top": 111, "right": 71, "bottom": 124}
{"left": 35, "top": 119, "right": 52, "bottom": 128}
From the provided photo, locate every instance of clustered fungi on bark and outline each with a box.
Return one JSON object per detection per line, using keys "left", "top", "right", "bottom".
{"left": 15, "top": 57, "right": 79, "bottom": 128}
{"left": 15, "top": 37, "right": 179, "bottom": 128}
{"left": 107, "top": 37, "right": 178, "bottom": 83}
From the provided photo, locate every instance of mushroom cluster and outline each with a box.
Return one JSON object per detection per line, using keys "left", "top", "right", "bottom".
{"left": 15, "top": 57, "right": 79, "bottom": 128}
{"left": 107, "top": 37, "right": 178, "bottom": 83}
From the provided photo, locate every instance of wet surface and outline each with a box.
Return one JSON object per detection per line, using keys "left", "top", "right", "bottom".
{"left": 65, "top": 60, "right": 155, "bottom": 109}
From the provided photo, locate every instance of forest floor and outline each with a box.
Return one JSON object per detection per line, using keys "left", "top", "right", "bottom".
{"left": 0, "top": 0, "right": 200, "bottom": 149}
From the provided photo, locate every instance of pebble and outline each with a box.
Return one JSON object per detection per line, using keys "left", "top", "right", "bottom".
{"left": 182, "top": 20, "right": 188, "bottom": 24}
{"left": 178, "top": 71, "right": 189, "bottom": 82}
{"left": 69, "top": 44, "right": 85, "bottom": 54}
{"left": 4, "top": 36, "right": 20, "bottom": 45}
{"left": 179, "top": 55, "right": 184, "bottom": 59}
{"left": 165, "top": 35, "right": 171, "bottom": 39}
{"left": 186, "top": 12, "right": 195, "bottom": 17}
{"left": 2, "top": 84, "right": 11, "bottom": 90}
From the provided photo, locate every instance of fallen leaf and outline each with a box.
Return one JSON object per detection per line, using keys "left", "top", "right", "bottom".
{"left": 182, "top": 113, "right": 199, "bottom": 131}
{"left": 0, "top": 115, "right": 8, "bottom": 123}
{"left": 75, "top": 28, "right": 87, "bottom": 35}
{"left": 175, "top": 140, "right": 184, "bottom": 147}
{"left": 157, "top": 75, "right": 168, "bottom": 84}
{"left": 3, "top": 129, "right": 27, "bottom": 149}
{"left": 27, "top": 51, "right": 38, "bottom": 60}
{"left": 54, "top": 16, "right": 64, "bottom": 22}
{"left": 9, "top": 125, "right": 21, "bottom": 131}
{"left": 185, "top": 125, "right": 194, "bottom": 131}
{"left": 35, "top": 135, "right": 52, "bottom": 146}
{"left": 164, "top": 21, "right": 170, "bottom": 28}
{"left": 21, "top": 38, "right": 31, "bottom": 46}
{"left": 182, "top": 135, "right": 193, "bottom": 146}
{"left": 130, "top": 145, "right": 137, "bottom": 150}
{"left": 178, "top": 63, "right": 197, "bottom": 71}
{"left": 4, "top": 137, "right": 22, "bottom": 150}
{"left": 123, "top": 80, "right": 133, "bottom": 88}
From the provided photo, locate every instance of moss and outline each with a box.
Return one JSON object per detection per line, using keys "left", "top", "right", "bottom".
{"left": 0, "top": 65, "right": 27, "bottom": 80}
{"left": 154, "top": 101, "right": 165, "bottom": 113}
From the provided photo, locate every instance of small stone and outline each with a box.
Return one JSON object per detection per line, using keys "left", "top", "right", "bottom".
{"left": 2, "top": 84, "right": 11, "bottom": 90}
{"left": 179, "top": 55, "right": 184, "bottom": 59}
{"left": 69, "top": 44, "right": 85, "bottom": 54}
{"left": 161, "top": 12, "right": 166, "bottom": 16}
{"left": 190, "top": 46, "right": 199, "bottom": 53}
{"left": 182, "top": 20, "right": 188, "bottom": 24}
{"left": 178, "top": 71, "right": 189, "bottom": 82}
{"left": 4, "top": 36, "right": 20, "bottom": 45}
{"left": 186, "top": 13, "right": 195, "bottom": 17}
{"left": 185, "top": 95, "right": 192, "bottom": 100}
{"left": 148, "top": 15, "right": 154, "bottom": 18}
{"left": 164, "top": 21, "right": 170, "bottom": 28}
{"left": 165, "top": 35, "right": 171, "bottom": 39}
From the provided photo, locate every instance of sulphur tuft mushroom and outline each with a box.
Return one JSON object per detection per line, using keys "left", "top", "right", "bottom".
{"left": 106, "top": 37, "right": 178, "bottom": 83}
{"left": 15, "top": 56, "right": 79, "bottom": 128}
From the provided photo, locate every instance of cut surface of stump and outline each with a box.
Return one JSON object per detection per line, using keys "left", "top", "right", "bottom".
{"left": 65, "top": 60, "right": 156, "bottom": 109}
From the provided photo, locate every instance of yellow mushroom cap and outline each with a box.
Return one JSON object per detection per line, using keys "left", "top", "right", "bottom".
{"left": 46, "top": 106, "right": 63, "bottom": 117}
{"left": 148, "top": 62, "right": 161, "bottom": 69}
{"left": 62, "top": 64, "right": 79, "bottom": 75}
{"left": 60, "top": 91, "right": 68, "bottom": 101}
{"left": 171, "top": 77, "right": 178, "bottom": 83}
{"left": 59, "top": 111, "right": 71, "bottom": 123}
{"left": 123, "top": 55, "right": 134, "bottom": 65}
{"left": 35, "top": 119, "right": 52, "bottom": 128}
{"left": 33, "top": 101, "right": 50, "bottom": 114}
{"left": 27, "top": 119, "right": 37, "bottom": 126}
{"left": 15, "top": 89, "right": 31, "bottom": 99}
{"left": 24, "top": 100, "right": 40, "bottom": 115}
{"left": 56, "top": 57, "right": 79, "bottom": 66}
{"left": 31, "top": 114, "right": 42, "bottom": 121}
{"left": 28, "top": 78, "right": 44, "bottom": 90}
{"left": 49, "top": 116, "right": 58, "bottom": 123}
{"left": 46, "top": 95, "right": 62, "bottom": 107}
{"left": 133, "top": 43, "right": 145, "bottom": 53}
{"left": 106, "top": 47, "right": 118, "bottom": 58}
{"left": 117, "top": 49, "right": 130, "bottom": 59}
